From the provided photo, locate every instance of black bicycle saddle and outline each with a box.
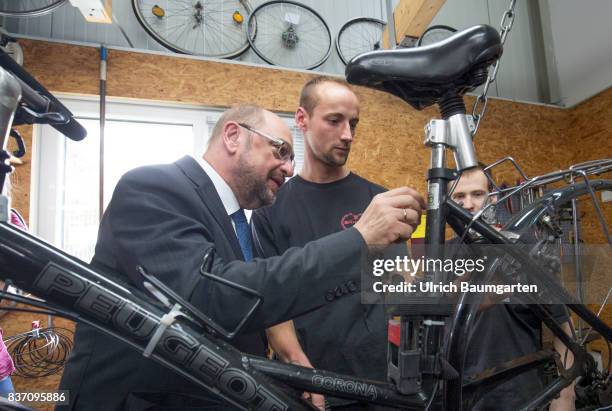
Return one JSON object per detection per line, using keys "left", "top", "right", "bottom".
{"left": 345, "top": 25, "right": 502, "bottom": 111}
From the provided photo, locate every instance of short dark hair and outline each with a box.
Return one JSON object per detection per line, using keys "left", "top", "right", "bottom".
{"left": 299, "top": 75, "right": 354, "bottom": 115}
{"left": 475, "top": 162, "right": 495, "bottom": 191}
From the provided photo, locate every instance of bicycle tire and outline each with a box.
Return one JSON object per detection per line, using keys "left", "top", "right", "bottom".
{"left": 131, "top": 0, "right": 254, "bottom": 59}
{"left": 246, "top": 0, "right": 332, "bottom": 70}
{"left": 336, "top": 17, "right": 385, "bottom": 66}
{"left": 0, "top": 0, "right": 67, "bottom": 17}
{"left": 417, "top": 24, "right": 457, "bottom": 47}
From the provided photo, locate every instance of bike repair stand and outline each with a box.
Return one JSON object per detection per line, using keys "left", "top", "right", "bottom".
{"left": 388, "top": 94, "right": 477, "bottom": 406}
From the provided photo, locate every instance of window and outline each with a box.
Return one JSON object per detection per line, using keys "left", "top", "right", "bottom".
{"left": 31, "top": 97, "right": 302, "bottom": 261}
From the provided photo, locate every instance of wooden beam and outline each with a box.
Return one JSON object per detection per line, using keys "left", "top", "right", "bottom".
{"left": 86, "top": 0, "right": 112, "bottom": 24}
{"left": 383, "top": 0, "right": 446, "bottom": 48}
{"left": 70, "top": 0, "right": 113, "bottom": 24}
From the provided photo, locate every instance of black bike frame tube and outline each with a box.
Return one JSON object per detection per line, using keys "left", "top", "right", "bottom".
{"left": 247, "top": 356, "right": 428, "bottom": 409}
{"left": 0, "top": 222, "right": 312, "bottom": 410}
{"left": 421, "top": 144, "right": 452, "bottom": 407}
{"left": 445, "top": 199, "right": 509, "bottom": 244}
{"left": 425, "top": 144, "right": 449, "bottom": 284}
{"left": 568, "top": 304, "right": 611, "bottom": 341}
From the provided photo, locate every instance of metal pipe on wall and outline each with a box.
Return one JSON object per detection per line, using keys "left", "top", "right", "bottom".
{"left": 99, "top": 45, "right": 106, "bottom": 222}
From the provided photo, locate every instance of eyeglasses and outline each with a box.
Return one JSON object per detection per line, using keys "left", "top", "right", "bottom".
{"left": 238, "top": 123, "right": 295, "bottom": 167}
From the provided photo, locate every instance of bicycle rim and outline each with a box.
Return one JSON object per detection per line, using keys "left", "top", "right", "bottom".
{"left": 0, "top": 0, "right": 67, "bottom": 17}
{"left": 336, "top": 17, "right": 385, "bottom": 66}
{"left": 132, "top": 0, "right": 254, "bottom": 58}
{"left": 246, "top": 0, "right": 332, "bottom": 70}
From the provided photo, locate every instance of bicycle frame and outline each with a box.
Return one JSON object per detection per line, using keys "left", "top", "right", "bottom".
{"left": 0, "top": 45, "right": 611, "bottom": 411}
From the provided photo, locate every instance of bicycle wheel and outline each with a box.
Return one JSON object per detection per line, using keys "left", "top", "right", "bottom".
{"left": 0, "top": 0, "right": 67, "bottom": 17}
{"left": 449, "top": 179, "right": 612, "bottom": 410}
{"left": 336, "top": 17, "right": 385, "bottom": 66}
{"left": 246, "top": 0, "right": 332, "bottom": 70}
{"left": 417, "top": 24, "right": 457, "bottom": 47}
{"left": 132, "top": 0, "right": 254, "bottom": 58}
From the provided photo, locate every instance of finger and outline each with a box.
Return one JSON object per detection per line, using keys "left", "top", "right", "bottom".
{"left": 383, "top": 187, "right": 427, "bottom": 209}
{"left": 398, "top": 208, "right": 421, "bottom": 229}
{"left": 386, "top": 194, "right": 425, "bottom": 214}
{"left": 377, "top": 186, "right": 416, "bottom": 198}
{"left": 311, "top": 394, "right": 325, "bottom": 410}
{"left": 394, "top": 220, "right": 416, "bottom": 241}
{"left": 402, "top": 187, "right": 427, "bottom": 209}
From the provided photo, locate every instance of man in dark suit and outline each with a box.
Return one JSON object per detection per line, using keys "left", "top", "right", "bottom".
{"left": 57, "top": 105, "right": 425, "bottom": 410}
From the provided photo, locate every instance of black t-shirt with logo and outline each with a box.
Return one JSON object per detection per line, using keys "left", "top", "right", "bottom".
{"left": 252, "top": 173, "right": 389, "bottom": 391}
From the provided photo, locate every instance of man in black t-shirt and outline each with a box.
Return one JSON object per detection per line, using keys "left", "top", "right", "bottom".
{"left": 450, "top": 167, "right": 576, "bottom": 411}
{"left": 252, "top": 76, "right": 407, "bottom": 410}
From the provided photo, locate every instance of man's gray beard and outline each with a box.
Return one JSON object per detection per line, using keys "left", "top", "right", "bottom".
{"left": 234, "top": 156, "right": 274, "bottom": 208}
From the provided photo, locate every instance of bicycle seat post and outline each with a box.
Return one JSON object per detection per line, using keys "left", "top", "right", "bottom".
{"left": 0, "top": 66, "right": 22, "bottom": 222}
{"left": 387, "top": 94, "right": 480, "bottom": 405}
{"left": 424, "top": 94, "right": 478, "bottom": 283}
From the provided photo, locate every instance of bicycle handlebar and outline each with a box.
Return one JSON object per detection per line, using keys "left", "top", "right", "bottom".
{"left": 0, "top": 49, "right": 86, "bottom": 141}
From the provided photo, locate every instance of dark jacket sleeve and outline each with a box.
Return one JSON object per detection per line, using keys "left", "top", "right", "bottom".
{"left": 251, "top": 207, "right": 281, "bottom": 258}
{"left": 96, "top": 166, "right": 367, "bottom": 334}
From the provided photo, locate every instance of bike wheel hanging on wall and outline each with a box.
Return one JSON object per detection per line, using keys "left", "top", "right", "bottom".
{"left": 417, "top": 25, "right": 457, "bottom": 47}
{"left": 132, "top": 0, "right": 254, "bottom": 58}
{"left": 0, "top": 0, "right": 67, "bottom": 17}
{"left": 246, "top": 0, "right": 332, "bottom": 70}
{"left": 336, "top": 17, "right": 385, "bottom": 66}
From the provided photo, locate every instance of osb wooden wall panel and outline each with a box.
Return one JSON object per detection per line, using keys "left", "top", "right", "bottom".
{"left": 1, "top": 39, "right": 610, "bottom": 396}
{"left": 8, "top": 39, "right": 581, "bottom": 212}
{"left": 567, "top": 87, "right": 612, "bottom": 370}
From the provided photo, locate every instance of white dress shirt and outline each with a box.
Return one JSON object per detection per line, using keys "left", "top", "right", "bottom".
{"left": 191, "top": 155, "right": 251, "bottom": 230}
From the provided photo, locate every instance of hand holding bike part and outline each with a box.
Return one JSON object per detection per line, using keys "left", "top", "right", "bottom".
{"left": 353, "top": 187, "right": 426, "bottom": 247}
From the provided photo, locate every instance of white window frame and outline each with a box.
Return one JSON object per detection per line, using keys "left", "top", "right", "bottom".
{"left": 30, "top": 96, "right": 215, "bottom": 246}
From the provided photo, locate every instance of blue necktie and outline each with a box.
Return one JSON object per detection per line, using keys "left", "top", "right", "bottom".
{"left": 231, "top": 209, "right": 253, "bottom": 261}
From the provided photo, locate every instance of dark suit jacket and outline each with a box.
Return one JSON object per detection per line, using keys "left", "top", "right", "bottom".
{"left": 57, "top": 156, "right": 366, "bottom": 410}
